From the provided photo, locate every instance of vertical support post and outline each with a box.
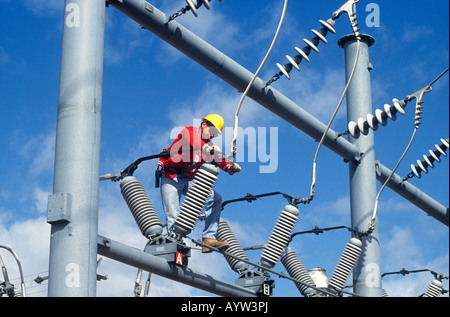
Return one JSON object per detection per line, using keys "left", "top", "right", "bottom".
{"left": 338, "top": 34, "right": 382, "bottom": 297}
{"left": 48, "top": 0, "right": 105, "bottom": 297}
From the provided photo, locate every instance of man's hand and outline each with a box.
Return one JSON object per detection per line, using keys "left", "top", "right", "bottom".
{"left": 202, "top": 144, "right": 223, "bottom": 162}
{"left": 227, "top": 163, "right": 241, "bottom": 175}
{"left": 202, "top": 144, "right": 222, "bottom": 156}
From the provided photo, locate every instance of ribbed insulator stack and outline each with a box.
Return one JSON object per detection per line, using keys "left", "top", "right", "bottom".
{"left": 260, "top": 204, "right": 299, "bottom": 269}
{"left": 120, "top": 176, "right": 163, "bottom": 238}
{"left": 280, "top": 248, "right": 317, "bottom": 296}
{"left": 422, "top": 279, "right": 443, "bottom": 297}
{"left": 414, "top": 101, "right": 424, "bottom": 128}
{"left": 348, "top": 98, "right": 407, "bottom": 138}
{"left": 327, "top": 237, "right": 362, "bottom": 293}
{"left": 381, "top": 288, "right": 389, "bottom": 297}
{"left": 410, "top": 138, "right": 449, "bottom": 179}
{"left": 276, "top": 19, "right": 336, "bottom": 80}
{"left": 216, "top": 218, "right": 249, "bottom": 273}
{"left": 173, "top": 163, "right": 219, "bottom": 238}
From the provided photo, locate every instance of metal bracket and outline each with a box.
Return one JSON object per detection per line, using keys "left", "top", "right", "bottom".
{"left": 144, "top": 235, "right": 191, "bottom": 266}
{"left": 145, "top": 2, "right": 153, "bottom": 13}
{"left": 47, "top": 193, "right": 72, "bottom": 224}
{"left": 235, "top": 269, "right": 275, "bottom": 296}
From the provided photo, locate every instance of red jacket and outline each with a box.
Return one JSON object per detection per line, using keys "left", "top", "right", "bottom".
{"left": 158, "top": 126, "right": 231, "bottom": 179}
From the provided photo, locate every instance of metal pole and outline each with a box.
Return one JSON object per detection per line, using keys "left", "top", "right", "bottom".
{"left": 97, "top": 236, "right": 257, "bottom": 297}
{"left": 338, "top": 34, "right": 381, "bottom": 297}
{"left": 375, "top": 160, "right": 449, "bottom": 226}
{"left": 107, "top": 0, "right": 360, "bottom": 163}
{"left": 48, "top": 0, "right": 105, "bottom": 297}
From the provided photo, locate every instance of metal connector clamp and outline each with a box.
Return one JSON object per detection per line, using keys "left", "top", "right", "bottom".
{"left": 333, "top": 0, "right": 359, "bottom": 19}
{"left": 406, "top": 85, "right": 432, "bottom": 104}
{"left": 333, "top": 0, "right": 361, "bottom": 39}
{"left": 406, "top": 85, "right": 432, "bottom": 128}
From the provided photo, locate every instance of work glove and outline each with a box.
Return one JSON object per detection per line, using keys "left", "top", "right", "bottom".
{"left": 227, "top": 163, "right": 241, "bottom": 175}
{"left": 202, "top": 144, "right": 222, "bottom": 158}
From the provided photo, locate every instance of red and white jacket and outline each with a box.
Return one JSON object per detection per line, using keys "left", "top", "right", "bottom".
{"left": 158, "top": 126, "right": 231, "bottom": 179}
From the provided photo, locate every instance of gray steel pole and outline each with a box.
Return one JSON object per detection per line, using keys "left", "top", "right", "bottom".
{"left": 97, "top": 235, "right": 257, "bottom": 297}
{"left": 375, "top": 160, "right": 449, "bottom": 226}
{"left": 338, "top": 34, "right": 381, "bottom": 297}
{"left": 48, "top": 0, "right": 105, "bottom": 297}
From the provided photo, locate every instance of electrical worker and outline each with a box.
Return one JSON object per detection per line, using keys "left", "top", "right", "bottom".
{"left": 158, "top": 114, "right": 241, "bottom": 253}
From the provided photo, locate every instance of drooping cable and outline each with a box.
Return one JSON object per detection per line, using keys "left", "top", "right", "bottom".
{"left": 366, "top": 67, "right": 449, "bottom": 234}
{"left": 307, "top": 0, "right": 363, "bottom": 202}
{"left": 308, "top": 39, "right": 361, "bottom": 202}
{"left": 369, "top": 127, "right": 418, "bottom": 232}
{"left": 229, "top": 0, "right": 288, "bottom": 158}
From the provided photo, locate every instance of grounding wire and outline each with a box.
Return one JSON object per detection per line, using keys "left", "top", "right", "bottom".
{"left": 186, "top": 235, "right": 361, "bottom": 297}
{"left": 308, "top": 38, "right": 361, "bottom": 202}
{"left": 230, "top": 0, "right": 288, "bottom": 159}
{"left": 366, "top": 66, "right": 449, "bottom": 234}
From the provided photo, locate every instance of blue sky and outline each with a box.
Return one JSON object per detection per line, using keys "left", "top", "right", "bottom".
{"left": 1, "top": 0, "right": 448, "bottom": 297}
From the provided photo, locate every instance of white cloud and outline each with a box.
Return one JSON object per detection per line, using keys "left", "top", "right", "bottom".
{"left": 379, "top": 225, "right": 448, "bottom": 297}
{"left": 19, "top": 131, "right": 55, "bottom": 177}
{"left": 384, "top": 226, "right": 422, "bottom": 267}
{"left": 401, "top": 24, "right": 434, "bottom": 43}
{"left": 33, "top": 187, "right": 51, "bottom": 214}
{"left": 176, "top": 5, "right": 240, "bottom": 50}
{"left": 152, "top": 1, "right": 242, "bottom": 63}
{"left": 382, "top": 251, "right": 449, "bottom": 297}
{"left": 277, "top": 67, "right": 347, "bottom": 124}
{"left": 378, "top": 197, "right": 413, "bottom": 213}
{"left": 223, "top": 218, "right": 267, "bottom": 250}
{"left": 166, "top": 80, "right": 275, "bottom": 132}
{"left": 0, "top": 216, "right": 50, "bottom": 297}
{"left": 104, "top": 9, "right": 155, "bottom": 65}
{"left": 301, "top": 195, "right": 351, "bottom": 227}
{"left": 382, "top": 274, "right": 433, "bottom": 297}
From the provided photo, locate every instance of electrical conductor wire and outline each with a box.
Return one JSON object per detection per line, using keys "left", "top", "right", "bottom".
{"left": 369, "top": 128, "right": 418, "bottom": 231}
{"left": 368, "top": 66, "right": 449, "bottom": 233}
{"left": 308, "top": 38, "right": 361, "bottom": 200}
{"left": 230, "top": 0, "right": 288, "bottom": 158}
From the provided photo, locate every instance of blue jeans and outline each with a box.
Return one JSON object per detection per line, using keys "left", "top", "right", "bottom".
{"left": 160, "top": 173, "right": 222, "bottom": 239}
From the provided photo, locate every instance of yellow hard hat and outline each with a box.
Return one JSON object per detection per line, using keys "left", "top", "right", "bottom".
{"left": 203, "top": 114, "right": 224, "bottom": 134}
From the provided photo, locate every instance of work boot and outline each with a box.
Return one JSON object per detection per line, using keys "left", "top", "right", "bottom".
{"left": 202, "top": 238, "right": 229, "bottom": 253}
